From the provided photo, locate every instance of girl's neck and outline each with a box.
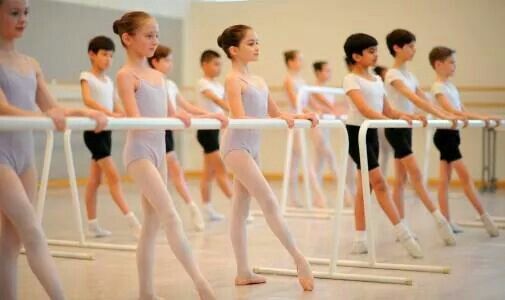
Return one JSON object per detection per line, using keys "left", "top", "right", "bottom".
{"left": 288, "top": 69, "right": 300, "bottom": 76}
{"left": 0, "top": 37, "right": 16, "bottom": 53}
{"left": 316, "top": 78, "right": 328, "bottom": 86}
{"left": 231, "top": 59, "right": 250, "bottom": 76}
{"left": 126, "top": 50, "right": 150, "bottom": 70}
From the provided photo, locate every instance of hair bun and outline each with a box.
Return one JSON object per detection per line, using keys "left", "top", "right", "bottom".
{"left": 216, "top": 34, "right": 223, "bottom": 48}
{"left": 112, "top": 19, "right": 121, "bottom": 35}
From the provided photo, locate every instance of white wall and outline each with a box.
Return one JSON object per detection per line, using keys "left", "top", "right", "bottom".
{"left": 184, "top": 0, "right": 505, "bottom": 88}
{"left": 47, "top": 0, "right": 190, "bottom": 19}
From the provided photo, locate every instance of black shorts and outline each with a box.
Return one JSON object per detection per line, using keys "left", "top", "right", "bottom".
{"left": 433, "top": 129, "right": 462, "bottom": 163}
{"left": 346, "top": 125, "right": 380, "bottom": 171}
{"left": 197, "top": 129, "right": 220, "bottom": 154}
{"left": 385, "top": 128, "right": 413, "bottom": 159}
{"left": 83, "top": 130, "right": 112, "bottom": 161}
{"left": 165, "top": 130, "right": 174, "bottom": 153}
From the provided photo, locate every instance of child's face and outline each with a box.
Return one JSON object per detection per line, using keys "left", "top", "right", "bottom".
{"left": 0, "top": 0, "right": 29, "bottom": 40}
{"left": 231, "top": 29, "right": 259, "bottom": 62}
{"left": 396, "top": 41, "right": 416, "bottom": 61}
{"left": 316, "top": 64, "right": 331, "bottom": 82}
{"left": 124, "top": 18, "right": 159, "bottom": 58}
{"left": 89, "top": 50, "right": 113, "bottom": 71}
{"left": 436, "top": 54, "right": 456, "bottom": 77}
{"left": 202, "top": 57, "right": 222, "bottom": 77}
{"left": 152, "top": 54, "right": 173, "bottom": 75}
{"left": 288, "top": 52, "right": 303, "bottom": 72}
{"left": 354, "top": 46, "right": 378, "bottom": 68}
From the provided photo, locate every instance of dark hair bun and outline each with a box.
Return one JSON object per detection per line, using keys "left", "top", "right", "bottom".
{"left": 112, "top": 20, "right": 121, "bottom": 35}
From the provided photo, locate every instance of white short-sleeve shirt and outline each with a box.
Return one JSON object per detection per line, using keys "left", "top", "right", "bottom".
{"left": 431, "top": 81, "right": 462, "bottom": 111}
{"left": 80, "top": 71, "right": 114, "bottom": 111}
{"left": 197, "top": 78, "right": 224, "bottom": 113}
{"left": 166, "top": 79, "right": 179, "bottom": 110}
{"left": 385, "top": 68, "right": 419, "bottom": 114}
{"left": 343, "top": 73, "right": 385, "bottom": 126}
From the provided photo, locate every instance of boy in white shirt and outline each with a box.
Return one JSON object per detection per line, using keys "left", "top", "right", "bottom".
{"left": 384, "top": 29, "right": 458, "bottom": 244}
{"left": 196, "top": 49, "right": 233, "bottom": 221}
{"left": 429, "top": 46, "right": 501, "bottom": 237}
{"left": 80, "top": 36, "right": 141, "bottom": 238}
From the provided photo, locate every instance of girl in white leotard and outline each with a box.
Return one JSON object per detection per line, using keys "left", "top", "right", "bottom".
{"left": 113, "top": 11, "right": 219, "bottom": 300}
{"left": 0, "top": 1, "right": 107, "bottom": 299}
{"left": 218, "top": 24, "right": 315, "bottom": 291}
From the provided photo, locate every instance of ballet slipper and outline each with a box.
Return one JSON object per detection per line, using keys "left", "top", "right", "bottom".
{"left": 197, "top": 284, "right": 217, "bottom": 300}
{"left": 234, "top": 274, "right": 267, "bottom": 286}
{"left": 312, "top": 198, "right": 327, "bottom": 208}
{"left": 296, "top": 259, "right": 314, "bottom": 291}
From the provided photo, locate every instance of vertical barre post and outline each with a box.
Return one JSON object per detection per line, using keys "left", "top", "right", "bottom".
{"left": 63, "top": 130, "right": 86, "bottom": 244}
{"left": 37, "top": 130, "right": 54, "bottom": 221}
{"left": 281, "top": 129, "right": 295, "bottom": 214}
{"left": 329, "top": 124, "right": 348, "bottom": 274}
{"left": 358, "top": 121, "right": 377, "bottom": 265}
{"left": 299, "top": 128, "right": 313, "bottom": 210}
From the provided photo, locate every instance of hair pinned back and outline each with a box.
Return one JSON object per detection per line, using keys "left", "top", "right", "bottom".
{"left": 217, "top": 24, "right": 252, "bottom": 59}
{"left": 113, "top": 11, "right": 153, "bottom": 47}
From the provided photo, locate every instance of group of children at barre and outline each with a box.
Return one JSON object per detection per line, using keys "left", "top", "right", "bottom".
{"left": 0, "top": 1, "right": 502, "bottom": 299}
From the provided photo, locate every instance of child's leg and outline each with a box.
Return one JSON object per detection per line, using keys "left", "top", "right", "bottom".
{"left": 392, "top": 159, "right": 407, "bottom": 219}
{"left": 309, "top": 127, "right": 327, "bottom": 184}
{"left": 346, "top": 159, "right": 357, "bottom": 199}
{"left": 96, "top": 157, "right": 130, "bottom": 214}
{"left": 224, "top": 151, "right": 313, "bottom": 284}
{"left": 368, "top": 167, "right": 401, "bottom": 225}
{"left": 451, "top": 159, "right": 485, "bottom": 215}
{"left": 399, "top": 155, "right": 437, "bottom": 213}
{"left": 211, "top": 153, "right": 233, "bottom": 199}
{"left": 438, "top": 161, "right": 452, "bottom": 220}
{"left": 127, "top": 160, "right": 213, "bottom": 298}
{"left": 0, "top": 165, "right": 64, "bottom": 300}
{"left": 354, "top": 170, "right": 365, "bottom": 231}
{"left": 84, "top": 160, "right": 102, "bottom": 220}
{"left": 378, "top": 128, "right": 392, "bottom": 177}
{"left": 166, "top": 152, "right": 194, "bottom": 205}
{"left": 136, "top": 195, "right": 160, "bottom": 299}
{"left": 227, "top": 175, "right": 259, "bottom": 281}
{"left": 288, "top": 130, "right": 301, "bottom": 205}
{"left": 200, "top": 154, "right": 215, "bottom": 205}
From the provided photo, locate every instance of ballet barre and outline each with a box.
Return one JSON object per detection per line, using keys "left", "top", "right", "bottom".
{"left": 348, "top": 119, "right": 503, "bottom": 277}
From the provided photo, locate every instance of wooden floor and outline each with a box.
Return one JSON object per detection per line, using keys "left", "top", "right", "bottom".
{"left": 18, "top": 180, "right": 505, "bottom": 300}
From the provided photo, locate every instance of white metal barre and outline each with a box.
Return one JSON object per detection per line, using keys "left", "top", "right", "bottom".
{"left": 40, "top": 117, "right": 344, "bottom": 252}
{"left": 356, "top": 119, "right": 502, "bottom": 274}
{"left": 457, "top": 121, "right": 505, "bottom": 229}
{"left": 254, "top": 117, "right": 414, "bottom": 285}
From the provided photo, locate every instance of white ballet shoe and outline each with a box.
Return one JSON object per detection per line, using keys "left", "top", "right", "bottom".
{"left": 481, "top": 213, "right": 500, "bottom": 237}
{"left": 87, "top": 221, "right": 111, "bottom": 238}
{"left": 435, "top": 219, "right": 457, "bottom": 246}
{"left": 350, "top": 240, "right": 368, "bottom": 254}
{"left": 189, "top": 203, "right": 205, "bottom": 231}
{"left": 450, "top": 222, "right": 464, "bottom": 234}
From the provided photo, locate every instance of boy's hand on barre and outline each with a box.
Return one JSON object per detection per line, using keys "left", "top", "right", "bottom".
{"left": 175, "top": 111, "right": 192, "bottom": 128}
{"left": 86, "top": 110, "right": 108, "bottom": 133}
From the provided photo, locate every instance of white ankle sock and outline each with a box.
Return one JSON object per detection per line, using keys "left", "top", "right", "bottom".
{"left": 355, "top": 230, "right": 367, "bottom": 241}
{"left": 431, "top": 210, "right": 446, "bottom": 224}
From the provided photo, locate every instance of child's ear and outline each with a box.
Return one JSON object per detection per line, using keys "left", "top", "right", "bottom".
{"left": 352, "top": 53, "right": 361, "bottom": 63}
{"left": 393, "top": 44, "right": 401, "bottom": 55}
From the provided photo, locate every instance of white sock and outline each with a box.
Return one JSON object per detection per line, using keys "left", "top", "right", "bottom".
{"left": 355, "top": 230, "right": 367, "bottom": 241}
{"left": 88, "top": 219, "right": 99, "bottom": 229}
{"left": 394, "top": 221, "right": 410, "bottom": 240}
{"left": 431, "top": 210, "right": 446, "bottom": 224}
{"left": 124, "top": 212, "right": 140, "bottom": 227}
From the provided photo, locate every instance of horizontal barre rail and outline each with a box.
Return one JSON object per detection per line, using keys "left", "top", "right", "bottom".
{"left": 362, "top": 119, "right": 504, "bottom": 129}
{"left": 0, "top": 117, "right": 346, "bottom": 131}
{"left": 299, "top": 85, "right": 345, "bottom": 95}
